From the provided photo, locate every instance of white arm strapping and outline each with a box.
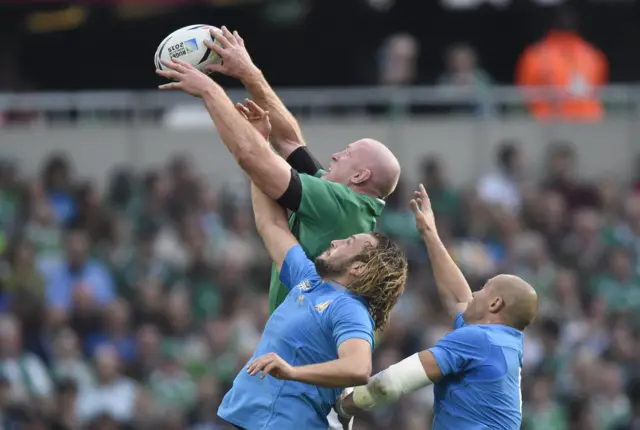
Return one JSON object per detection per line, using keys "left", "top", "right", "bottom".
{"left": 352, "top": 353, "right": 432, "bottom": 409}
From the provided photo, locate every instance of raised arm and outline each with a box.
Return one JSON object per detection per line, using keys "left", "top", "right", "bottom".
{"left": 410, "top": 184, "right": 473, "bottom": 318}
{"left": 203, "top": 26, "right": 304, "bottom": 159}
{"left": 251, "top": 182, "right": 297, "bottom": 271}
{"left": 157, "top": 58, "right": 297, "bottom": 203}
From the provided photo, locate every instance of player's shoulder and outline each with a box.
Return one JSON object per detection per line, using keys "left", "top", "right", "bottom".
{"left": 300, "top": 173, "right": 359, "bottom": 197}
{"left": 448, "top": 324, "right": 493, "bottom": 348}
{"left": 326, "top": 291, "right": 371, "bottom": 316}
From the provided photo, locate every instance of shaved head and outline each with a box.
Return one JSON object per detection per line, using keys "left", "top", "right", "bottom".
{"left": 463, "top": 274, "right": 538, "bottom": 331}
{"left": 323, "top": 138, "right": 401, "bottom": 198}
{"left": 491, "top": 274, "right": 538, "bottom": 330}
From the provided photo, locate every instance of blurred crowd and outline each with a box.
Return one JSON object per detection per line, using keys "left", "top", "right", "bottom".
{"left": 1, "top": 140, "right": 640, "bottom": 430}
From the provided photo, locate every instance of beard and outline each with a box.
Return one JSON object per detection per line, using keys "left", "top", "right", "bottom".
{"left": 314, "top": 256, "right": 350, "bottom": 279}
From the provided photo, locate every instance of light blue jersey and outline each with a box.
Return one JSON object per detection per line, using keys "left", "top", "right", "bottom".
{"left": 218, "top": 245, "right": 375, "bottom": 430}
{"left": 429, "top": 313, "right": 524, "bottom": 430}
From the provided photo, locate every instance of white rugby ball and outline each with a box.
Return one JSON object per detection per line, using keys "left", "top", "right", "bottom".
{"left": 154, "top": 24, "right": 223, "bottom": 75}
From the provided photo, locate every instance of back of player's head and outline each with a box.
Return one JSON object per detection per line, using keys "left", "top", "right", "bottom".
{"left": 347, "top": 232, "right": 407, "bottom": 331}
{"left": 492, "top": 274, "right": 538, "bottom": 330}
{"left": 335, "top": 139, "right": 401, "bottom": 199}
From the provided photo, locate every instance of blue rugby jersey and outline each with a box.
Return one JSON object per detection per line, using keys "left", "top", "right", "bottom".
{"left": 218, "top": 245, "right": 374, "bottom": 430}
{"left": 429, "top": 313, "right": 524, "bottom": 430}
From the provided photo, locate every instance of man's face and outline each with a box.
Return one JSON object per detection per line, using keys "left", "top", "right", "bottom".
{"left": 315, "top": 233, "right": 378, "bottom": 278}
{"left": 462, "top": 278, "right": 500, "bottom": 323}
{"left": 322, "top": 141, "right": 365, "bottom": 185}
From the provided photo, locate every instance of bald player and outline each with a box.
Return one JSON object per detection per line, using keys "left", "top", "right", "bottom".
{"left": 198, "top": 27, "right": 401, "bottom": 314}
{"left": 335, "top": 184, "right": 538, "bottom": 430}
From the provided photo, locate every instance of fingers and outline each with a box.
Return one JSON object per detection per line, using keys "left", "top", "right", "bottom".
{"left": 221, "top": 26, "right": 236, "bottom": 45}
{"left": 419, "top": 183, "right": 428, "bottom": 199}
{"left": 247, "top": 357, "right": 266, "bottom": 376}
{"left": 204, "top": 64, "right": 225, "bottom": 74}
{"left": 409, "top": 199, "right": 420, "bottom": 214}
{"left": 245, "top": 99, "right": 265, "bottom": 116}
{"left": 170, "top": 57, "right": 192, "bottom": 69}
{"left": 156, "top": 69, "right": 180, "bottom": 80}
{"left": 261, "top": 361, "right": 278, "bottom": 379}
{"left": 210, "top": 27, "right": 231, "bottom": 48}
{"left": 203, "top": 39, "right": 226, "bottom": 57}
{"left": 158, "top": 82, "right": 182, "bottom": 91}
{"left": 235, "top": 103, "right": 251, "bottom": 119}
{"left": 418, "top": 183, "right": 432, "bottom": 210}
{"left": 160, "top": 59, "right": 185, "bottom": 72}
{"left": 247, "top": 353, "right": 276, "bottom": 377}
{"left": 233, "top": 30, "right": 245, "bottom": 47}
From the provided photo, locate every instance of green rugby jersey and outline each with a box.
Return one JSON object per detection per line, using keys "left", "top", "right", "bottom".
{"left": 268, "top": 169, "right": 385, "bottom": 314}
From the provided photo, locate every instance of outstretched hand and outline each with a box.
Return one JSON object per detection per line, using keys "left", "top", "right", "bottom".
{"left": 203, "top": 26, "right": 261, "bottom": 83}
{"left": 409, "top": 184, "right": 437, "bottom": 236}
{"left": 235, "top": 99, "right": 271, "bottom": 141}
{"left": 156, "top": 58, "right": 217, "bottom": 98}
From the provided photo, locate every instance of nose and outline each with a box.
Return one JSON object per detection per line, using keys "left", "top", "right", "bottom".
{"left": 331, "top": 153, "right": 339, "bottom": 162}
{"left": 331, "top": 240, "right": 338, "bottom": 248}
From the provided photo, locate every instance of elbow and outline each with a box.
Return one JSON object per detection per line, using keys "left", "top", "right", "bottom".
{"left": 352, "top": 373, "right": 370, "bottom": 386}
{"left": 351, "top": 364, "right": 372, "bottom": 386}
{"left": 236, "top": 148, "right": 260, "bottom": 172}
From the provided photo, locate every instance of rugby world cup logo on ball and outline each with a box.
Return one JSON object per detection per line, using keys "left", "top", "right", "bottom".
{"left": 155, "top": 25, "right": 224, "bottom": 75}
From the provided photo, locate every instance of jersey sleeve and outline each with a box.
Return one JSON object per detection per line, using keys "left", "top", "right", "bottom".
{"left": 279, "top": 244, "right": 321, "bottom": 292}
{"left": 453, "top": 312, "right": 467, "bottom": 329}
{"left": 428, "top": 326, "right": 488, "bottom": 377}
{"left": 329, "top": 296, "right": 375, "bottom": 350}
{"left": 296, "top": 173, "right": 357, "bottom": 226}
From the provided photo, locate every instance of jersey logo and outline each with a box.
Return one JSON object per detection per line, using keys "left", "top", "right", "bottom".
{"left": 297, "top": 280, "right": 311, "bottom": 291}
{"left": 314, "top": 301, "right": 332, "bottom": 313}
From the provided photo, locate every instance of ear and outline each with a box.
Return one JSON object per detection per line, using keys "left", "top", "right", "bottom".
{"left": 350, "top": 169, "right": 371, "bottom": 185}
{"left": 348, "top": 261, "right": 366, "bottom": 278}
{"left": 488, "top": 296, "right": 505, "bottom": 314}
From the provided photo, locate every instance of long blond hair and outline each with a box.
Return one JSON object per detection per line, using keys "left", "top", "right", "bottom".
{"left": 348, "top": 233, "right": 408, "bottom": 331}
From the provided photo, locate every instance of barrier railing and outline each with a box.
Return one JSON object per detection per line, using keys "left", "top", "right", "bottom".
{"left": 1, "top": 85, "right": 639, "bottom": 114}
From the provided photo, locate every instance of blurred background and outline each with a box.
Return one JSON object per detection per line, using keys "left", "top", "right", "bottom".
{"left": 1, "top": 0, "right": 640, "bottom": 430}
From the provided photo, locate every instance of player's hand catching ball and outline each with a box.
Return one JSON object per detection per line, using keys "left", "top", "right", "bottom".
{"left": 156, "top": 58, "right": 216, "bottom": 97}
{"left": 204, "top": 26, "right": 261, "bottom": 83}
{"left": 235, "top": 99, "right": 271, "bottom": 141}
{"left": 247, "top": 352, "right": 296, "bottom": 381}
{"left": 410, "top": 184, "right": 437, "bottom": 236}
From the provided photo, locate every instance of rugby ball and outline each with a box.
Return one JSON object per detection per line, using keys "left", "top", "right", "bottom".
{"left": 154, "top": 24, "right": 223, "bottom": 75}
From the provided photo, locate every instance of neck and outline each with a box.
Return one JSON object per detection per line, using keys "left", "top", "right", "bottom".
{"left": 347, "top": 184, "right": 379, "bottom": 199}
{"left": 325, "top": 277, "right": 350, "bottom": 289}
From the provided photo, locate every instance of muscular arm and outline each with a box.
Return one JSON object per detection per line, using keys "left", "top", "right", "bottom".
{"left": 251, "top": 182, "right": 298, "bottom": 271}
{"left": 243, "top": 72, "right": 305, "bottom": 159}
{"left": 292, "top": 338, "right": 372, "bottom": 388}
{"left": 338, "top": 350, "right": 439, "bottom": 417}
{"left": 421, "top": 231, "right": 473, "bottom": 318}
{"left": 201, "top": 83, "right": 294, "bottom": 201}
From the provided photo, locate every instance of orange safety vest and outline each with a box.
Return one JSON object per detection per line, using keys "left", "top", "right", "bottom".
{"left": 515, "top": 31, "right": 609, "bottom": 121}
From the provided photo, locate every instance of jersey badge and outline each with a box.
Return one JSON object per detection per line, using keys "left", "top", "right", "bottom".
{"left": 297, "top": 280, "right": 311, "bottom": 291}
{"left": 314, "top": 301, "right": 332, "bottom": 313}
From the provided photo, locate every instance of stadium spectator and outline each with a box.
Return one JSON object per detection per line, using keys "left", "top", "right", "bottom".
{"left": 477, "top": 140, "right": 523, "bottom": 214}
{"left": 0, "top": 145, "right": 640, "bottom": 428}
{"left": 515, "top": 6, "right": 609, "bottom": 121}
{"left": 378, "top": 33, "right": 420, "bottom": 86}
